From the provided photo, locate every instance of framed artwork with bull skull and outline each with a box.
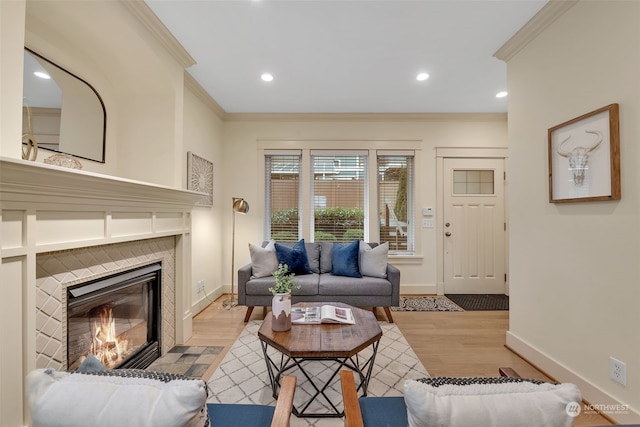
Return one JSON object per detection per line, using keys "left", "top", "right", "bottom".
{"left": 548, "top": 103, "right": 620, "bottom": 203}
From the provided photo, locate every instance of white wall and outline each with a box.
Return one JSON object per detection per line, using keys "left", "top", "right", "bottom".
{"left": 183, "top": 83, "right": 225, "bottom": 313}
{"left": 220, "top": 116, "right": 508, "bottom": 294}
{"left": 506, "top": 1, "right": 640, "bottom": 422}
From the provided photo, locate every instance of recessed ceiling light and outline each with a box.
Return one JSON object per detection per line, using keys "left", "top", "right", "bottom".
{"left": 34, "top": 71, "right": 50, "bottom": 79}
{"left": 261, "top": 73, "right": 274, "bottom": 82}
{"left": 496, "top": 91, "right": 508, "bottom": 98}
{"left": 416, "top": 73, "right": 429, "bottom": 81}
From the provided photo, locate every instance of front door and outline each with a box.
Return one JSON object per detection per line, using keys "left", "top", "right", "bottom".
{"left": 443, "top": 158, "right": 506, "bottom": 294}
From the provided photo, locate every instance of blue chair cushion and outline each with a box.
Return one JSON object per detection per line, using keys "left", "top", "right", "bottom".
{"left": 359, "top": 396, "right": 407, "bottom": 427}
{"left": 207, "top": 403, "right": 275, "bottom": 427}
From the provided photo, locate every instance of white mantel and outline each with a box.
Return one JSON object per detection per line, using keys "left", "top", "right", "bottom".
{"left": 1, "top": 157, "right": 204, "bottom": 255}
{"left": 0, "top": 157, "right": 204, "bottom": 425}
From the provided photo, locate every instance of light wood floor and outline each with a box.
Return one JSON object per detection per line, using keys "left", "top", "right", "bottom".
{"left": 187, "top": 295, "right": 612, "bottom": 426}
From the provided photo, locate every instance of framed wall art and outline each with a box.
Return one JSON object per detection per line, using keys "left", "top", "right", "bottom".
{"left": 548, "top": 103, "right": 620, "bottom": 203}
{"left": 187, "top": 151, "right": 213, "bottom": 206}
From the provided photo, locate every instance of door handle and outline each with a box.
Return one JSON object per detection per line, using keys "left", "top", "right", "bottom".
{"left": 445, "top": 232, "right": 451, "bottom": 237}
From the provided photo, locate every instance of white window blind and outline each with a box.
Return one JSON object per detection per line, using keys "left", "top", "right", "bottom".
{"left": 265, "top": 154, "right": 301, "bottom": 241}
{"left": 311, "top": 154, "right": 367, "bottom": 243}
{"left": 377, "top": 154, "right": 414, "bottom": 253}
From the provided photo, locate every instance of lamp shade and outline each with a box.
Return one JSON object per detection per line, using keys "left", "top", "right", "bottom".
{"left": 232, "top": 198, "right": 249, "bottom": 214}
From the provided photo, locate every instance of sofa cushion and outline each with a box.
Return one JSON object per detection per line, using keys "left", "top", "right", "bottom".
{"left": 403, "top": 376, "right": 581, "bottom": 427}
{"left": 305, "top": 242, "right": 321, "bottom": 274}
{"left": 319, "top": 274, "right": 391, "bottom": 296}
{"left": 275, "top": 239, "right": 311, "bottom": 275}
{"left": 331, "top": 240, "right": 362, "bottom": 278}
{"left": 26, "top": 368, "right": 208, "bottom": 427}
{"left": 249, "top": 240, "right": 278, "bottom": 278}
{"left": 320, "top": 242, "right": 334, "bottom": 273}
{"left": 246, "top": 273, "right": 320, "bottom": 296}
{"left": 359, "top": 241, "right": 388, "bottom": 278}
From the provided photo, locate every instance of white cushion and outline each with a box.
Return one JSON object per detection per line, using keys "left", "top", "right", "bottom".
{"left": 359, "top": 241, "right": 388, "bottom": 278}
{"left": 249, "top": 240, "right": 278, "bottom": 278}
{"left": 403, "top": 377, "right": 581, "bottom": 427}
{"left": 26, "top": 368, "right": 208, "bottom": 427}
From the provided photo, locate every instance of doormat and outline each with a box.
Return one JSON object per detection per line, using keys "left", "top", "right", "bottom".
{"left": 445, "top": 294, "right": 509, "bottom": 311}
{"left": 390, "top": 296, "right": 463, "bottom": 312}
{"left": 146, "top": 345, "right": 224, "bottom": 379}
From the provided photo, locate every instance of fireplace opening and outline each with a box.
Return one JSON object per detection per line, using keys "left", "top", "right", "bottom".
{"left": 67, "top": 263, "right": 161, "bottom": 371}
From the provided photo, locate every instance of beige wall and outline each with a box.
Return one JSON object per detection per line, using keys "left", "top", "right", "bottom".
{"left": 220, "top": 117, "right": 508, "bottom": 293}
{"left": 506, "top": 1, "right": 640, "bottom": 422}
{"left": 182, "top": 84, "right": 225, "bottom": 313}
{"left": 21, "top": 1, "right": 186, "bottom": 185}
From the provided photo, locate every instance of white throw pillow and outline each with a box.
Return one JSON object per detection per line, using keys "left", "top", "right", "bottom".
{"left": 403, "top": 376, "right": 581, "bottom": 427}
{"left": 249, "top": 240, "right": 278, "bottom": 278}
{"left": 359, "top": 241, "right": 388, "bottom": 278}
{"left": 26, "top": 368, "right": 208, "bottom": 427}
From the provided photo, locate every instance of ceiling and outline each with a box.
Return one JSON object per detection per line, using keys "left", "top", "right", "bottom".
{"left": 145, "top": 0, "right": 547, "bottom": 114}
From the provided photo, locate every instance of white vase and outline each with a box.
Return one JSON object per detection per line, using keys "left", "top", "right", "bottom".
{"left": 271, "top": 293, "right": 291, "bottom": 332}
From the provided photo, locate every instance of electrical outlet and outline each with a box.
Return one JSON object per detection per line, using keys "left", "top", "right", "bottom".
{"left": 609, "top": 357, "right": 627, "bottom": 386}
{"left": 197, "top": 280, "right": 205, "bottom": 294}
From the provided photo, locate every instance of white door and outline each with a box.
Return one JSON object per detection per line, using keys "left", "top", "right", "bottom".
{"left": 443, "top": 158, "right": 506, "bottom": 294}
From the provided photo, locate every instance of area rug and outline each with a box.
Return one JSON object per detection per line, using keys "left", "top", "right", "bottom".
{"left": 390, "top": 296, "right": 463, "bottom": 312}
{"left": 146, "top": 345, "right": 224, "bottom": 378}
{"left": 206, "top": 320, "right": 428, "bottom": 427}
{"left": 445, "top": 294, "right": 509, "bottom": 311}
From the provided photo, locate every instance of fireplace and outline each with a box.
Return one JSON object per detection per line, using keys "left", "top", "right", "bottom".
{"left": 66, "top": 263, "right": 162, "bottom": 371}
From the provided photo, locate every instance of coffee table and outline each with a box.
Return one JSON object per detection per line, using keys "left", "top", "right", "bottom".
{"left": 258, "top": 302, "right": 382, "bottom": 418}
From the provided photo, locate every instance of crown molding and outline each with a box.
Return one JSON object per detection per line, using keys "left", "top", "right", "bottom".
{"left": 494, "top": 0, "right": 579, "bottom": 62}
{"left": 120, "top": 0, "right": 196, "bottom": 69}
{"left": 223, "top": 112, "right": 507, "bottom": 123}
{"left": 184, "top": 72, "right": 227, "bottom": 119}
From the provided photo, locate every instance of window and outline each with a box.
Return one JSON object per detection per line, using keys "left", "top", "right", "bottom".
{"left": 264, "top": 149, "right": 415, "bottom": 254}
{"left": 378, "top": 154, "right": 414, "bottom": 253}
{"left": 453, "top": 170, "right": 494, "bottom": 195}
{"left": 265, "top": 154, "right": 301, "bottom": 241}
{"left": 311, "top": 153, "right": 367, "bottom": 243}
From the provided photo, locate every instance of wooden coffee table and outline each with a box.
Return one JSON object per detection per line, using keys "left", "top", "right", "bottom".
{"left": 258, "top": 302, "right": 382, "bottom": 418}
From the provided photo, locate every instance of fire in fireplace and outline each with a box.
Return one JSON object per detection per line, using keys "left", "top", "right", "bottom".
{"left": 66, "top": 263, "right": 162, "bottom": 371}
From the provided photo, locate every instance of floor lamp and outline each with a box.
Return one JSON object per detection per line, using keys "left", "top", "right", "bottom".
{"left": 224, "top": 197, "right": 249, "bottom": 309}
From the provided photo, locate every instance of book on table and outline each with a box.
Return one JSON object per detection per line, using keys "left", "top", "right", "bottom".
{"left": 291, "top": 305, "right": 356, "bottom": 324}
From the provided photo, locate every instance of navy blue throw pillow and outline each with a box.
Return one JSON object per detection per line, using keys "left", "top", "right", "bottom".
{"left": 331, "top": 240, "right": 362, "bottom": 278}
{"left": 274, "top": 239, "right": 311, "bottom": 275}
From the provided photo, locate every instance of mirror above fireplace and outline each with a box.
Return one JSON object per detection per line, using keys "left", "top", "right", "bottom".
{"left": 23, "top": 48, "right": 106, "bottom": 163}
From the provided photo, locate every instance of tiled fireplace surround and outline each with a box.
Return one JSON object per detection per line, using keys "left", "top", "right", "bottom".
{"left": 0, "top": 158, "right": 203, "bottom": 423}
{"left": 36, "top": 237, "right": 177, "bottom": 370}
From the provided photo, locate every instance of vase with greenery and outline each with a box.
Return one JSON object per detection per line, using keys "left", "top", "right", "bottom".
{"left": 269, "top": 264, "right": 299, "bottom": 331}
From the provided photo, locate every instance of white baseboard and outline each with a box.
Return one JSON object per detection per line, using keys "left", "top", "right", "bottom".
{"left": 400, "top": 284, "right": 437, "bottom": 295}
{"left": 192, "top": 288, "right": 223, "bottom": 316}
{"left": 506, "top": 331, "right": 640, "bottom": 424}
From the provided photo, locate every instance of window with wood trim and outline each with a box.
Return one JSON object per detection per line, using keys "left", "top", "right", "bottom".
{"left": 311, "top": 153, "right": 367, "bottom": 243}
{"left": 378, "top": 154, "right": 414, "bottom": 253}
{"left": 265, "top": 154, "right": 301, "bottom": 241}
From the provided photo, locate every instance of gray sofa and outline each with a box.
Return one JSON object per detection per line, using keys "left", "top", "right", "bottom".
{"left": 237, "top": 241, "right": 400, "bottom": 323}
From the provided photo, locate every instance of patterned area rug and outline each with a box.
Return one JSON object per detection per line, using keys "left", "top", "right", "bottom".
{"left": 445, "top": 294, "right": 509, "bottom": 311}
{"left": 147, "top": 345, "right": 224, "bottom": 378}
{"left": 390, "top": 296, "right": 463, "bottom": 312}
{"left": 206, "top": 320, "right": 428, "bottom": 427}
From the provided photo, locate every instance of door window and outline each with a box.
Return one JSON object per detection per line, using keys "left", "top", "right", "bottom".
{"left": 453, "top": 170, "right": 494, "bottom": 195}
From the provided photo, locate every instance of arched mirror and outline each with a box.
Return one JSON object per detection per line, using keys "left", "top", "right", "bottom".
{"left": 22, "top": 48, "right": 106, "bottom": 163}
